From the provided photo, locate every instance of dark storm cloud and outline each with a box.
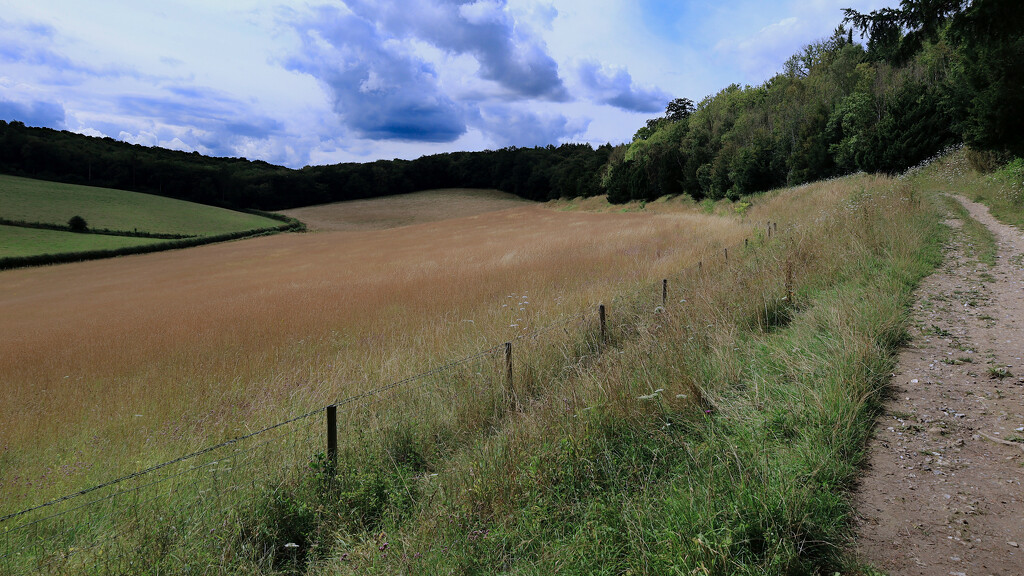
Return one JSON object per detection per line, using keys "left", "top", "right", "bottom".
{"left": 344, "top": 0, "right": 568, "bottom": 101}
{"left": 577, "top": 60, "right": 670, "bottom": 113}
{"left": 286, "top": 6, "right": 467, "bottom": 143}
{"left": 0, "top": 99, "right": 66, "bottom": 129}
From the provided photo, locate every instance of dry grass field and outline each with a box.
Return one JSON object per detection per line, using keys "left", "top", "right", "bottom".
{"left": 280, "top": 188, "right": 530, "bottom": 231}
{"left": 0, "top": 170, "right": 955, "bottom": 574}
{"left": 0, "top": 189, "right": 749, "bottom": 510}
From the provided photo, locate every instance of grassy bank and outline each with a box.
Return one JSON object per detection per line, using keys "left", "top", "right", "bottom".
{"left": 1, "top": 168, "right": 950, "bottom": 574}
{"left": 0, "top": 174, "right": 280, "bottom": 236}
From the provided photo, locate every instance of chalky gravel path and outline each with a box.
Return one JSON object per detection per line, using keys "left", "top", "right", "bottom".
{"left": 854, "top": 196, "right": 1024, "bottom": 575}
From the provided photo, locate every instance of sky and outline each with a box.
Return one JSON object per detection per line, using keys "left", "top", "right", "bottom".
{"left": 0, "top": 0, "right": 890, "bottom": 169}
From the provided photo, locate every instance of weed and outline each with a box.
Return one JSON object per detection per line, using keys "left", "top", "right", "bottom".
{"left": 987, "top": 367, "right": 1013, "bottom": 379}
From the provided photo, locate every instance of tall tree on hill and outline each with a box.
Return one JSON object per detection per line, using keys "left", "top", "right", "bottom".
{"left": 843, "top": 0, "right": 969, "bottom": 62}
{"left": 665, "top": 98, "right": 695, "bottom": 122}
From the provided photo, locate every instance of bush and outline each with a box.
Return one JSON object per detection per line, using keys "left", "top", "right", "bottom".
{"left": 67, "top": 215, "right": 88, "bottom": 232}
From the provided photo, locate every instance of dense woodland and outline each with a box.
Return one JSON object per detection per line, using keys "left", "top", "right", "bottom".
{"left": 0, "top": 0, "right": 1020, "bottom": 210}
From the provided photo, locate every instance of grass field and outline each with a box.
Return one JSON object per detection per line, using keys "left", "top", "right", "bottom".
{"left": 280, "top": 188, "right": 530, "bottom": 231}
{"left": 0, "top": 174, "right": 280, "bottom": 235}
{"left": 0, "top": 224, "right": 168, "bottom": 258}
{"left": 0, "top": 170, "right": 961, "bottom": 574}
{"left": 0, "top": 191, "right": 745, "bottom": 507}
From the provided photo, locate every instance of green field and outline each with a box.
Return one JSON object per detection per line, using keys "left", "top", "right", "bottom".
{"left": 0, "top": 174, "right": 291, "bottom": 263}
{"left": 0, "top": 225, "right": 168, "bottom": 258}
{"left": 0, "top": 174, "right": 280, "bottom": 236}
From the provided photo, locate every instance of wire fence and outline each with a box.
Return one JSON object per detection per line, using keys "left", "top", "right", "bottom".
{"left": 0, "top": 219, "right": 786, "bottom": 574}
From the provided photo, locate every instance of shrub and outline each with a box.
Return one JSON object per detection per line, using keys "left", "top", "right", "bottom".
{"left": 68, "top": 215, "right": 88, "bottom": 232}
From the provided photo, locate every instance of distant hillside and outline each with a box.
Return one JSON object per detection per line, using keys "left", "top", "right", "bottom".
{"left": 280, "top": 189, "right": 530, "bottom": 232}
{"left": 1, "top": 174, "right": 281, "bottom": 236}
{"left": 0, "top": 175, "right": 299, "bottom": 267}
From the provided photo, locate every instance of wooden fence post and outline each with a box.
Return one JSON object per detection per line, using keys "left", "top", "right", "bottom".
{"left": 662, "top": 279, "right": 668, "bottom": 306}
{"left": 599, "top": 304, "right": 606, "bottom": 344}
{"left": 724, "top": 247, "right": 728, "bottom": 261}
{"left": 326, "top": 405, "right": 337, "bottom": 472}
{"left": 785, "top": 261, "right": 793, "bottom": 302}
{"left": 504, "top": 342, "right": 513, "bottom": 391}
{"left": 768, "top": 222, "right": 772, "bottom": 239}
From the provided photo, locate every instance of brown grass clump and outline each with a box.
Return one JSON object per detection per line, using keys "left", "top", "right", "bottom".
{"left": 0, "top": 191, "right": 748, "bottom": 511}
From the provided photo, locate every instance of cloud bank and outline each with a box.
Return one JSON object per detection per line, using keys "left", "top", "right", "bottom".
{"left": 285, "top": 0, "right": 591, "bottom": 148}
{"left": 0, "top": 0, "right": 900, "bottom": 167}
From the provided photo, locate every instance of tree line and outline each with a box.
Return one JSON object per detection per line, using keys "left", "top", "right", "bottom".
{"left": 602, "top": 0, "right": 1022, "bottom": 202}
{"left": 0, "top": 0, "right": 1019, "bottom": 210}
{"left": 0, "top": 121, "right": 610, "bottom": 211}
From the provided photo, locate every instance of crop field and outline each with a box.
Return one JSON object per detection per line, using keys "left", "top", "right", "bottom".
{"left": 0, "top": 174, "right": 280, "bottom": 235}
{"left": 0, "top": 190, "right": 745, "bottom": 508}
{"left": 0, "top": 174, "right": 951, "bottom": 574}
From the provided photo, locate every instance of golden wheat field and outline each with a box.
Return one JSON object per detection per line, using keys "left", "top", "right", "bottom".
{"left": 0, "top": 189, "right": 752, "bottom": 508}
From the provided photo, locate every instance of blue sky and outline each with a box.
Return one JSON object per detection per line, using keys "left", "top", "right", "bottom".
{"left": 0, "top": 0, "right": 889, "bottom": 168}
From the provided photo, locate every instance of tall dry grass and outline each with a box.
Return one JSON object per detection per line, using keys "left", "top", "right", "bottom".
{"left": 0, "top": 167, "right": 951, "bottom": 574}
{"left": 304, "top": 171, "right": 943, "bottom": 574}
{"left": 0, "top": 196, "right": 749, "bottom": 513}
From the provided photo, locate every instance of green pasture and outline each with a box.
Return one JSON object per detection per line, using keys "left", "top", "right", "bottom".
{"left": 0, "top": 225, "right": 166, "bottom": 258}
{"left": 0, "top": 174, "right": 279, "bottom": 236}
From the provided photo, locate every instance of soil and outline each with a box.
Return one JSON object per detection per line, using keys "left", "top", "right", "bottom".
{"left": 854, "top": 196, "right": 1024, "bottom": 575}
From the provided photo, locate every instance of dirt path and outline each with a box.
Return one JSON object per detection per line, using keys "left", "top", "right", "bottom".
{"left": 854, "top": 196, "right": 1024, "bottom": 575}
